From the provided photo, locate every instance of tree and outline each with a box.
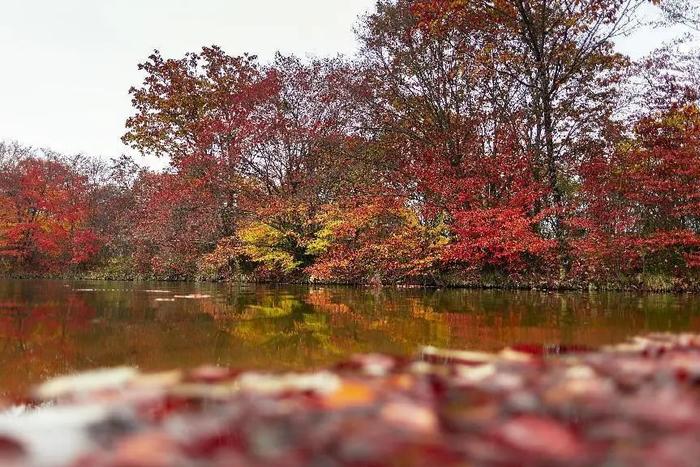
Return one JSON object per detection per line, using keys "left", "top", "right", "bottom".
{"left": 356, "top": 0, "right": 544, "bottom": 276}
{"left": 229, "top": 55, "right": 371, "bottom": 277}
{"left": 130, "top": 171, "right": 222, "bottom": 278}
{"left": 306, "top": 197, "right": 448, "bottom": 284}
{"left": 656, "top": 0, "right": 700, "bottom": 30}
{"left": 0, "top": 153, "right": 100, "bottom": 272}
{"left": 126, "top": 48, "right": 372, "bottom": 279}
{"left": 575, "top": 104, "right": 700, "bottom": 278}
{"left": 87, "top": 155, "right": 145, "bottom": 275}
{"left": 124, "top": 46, "right": 280, "bottom": 241}
{"left": 409, "top": 0, "right": 648, "bottom": 273}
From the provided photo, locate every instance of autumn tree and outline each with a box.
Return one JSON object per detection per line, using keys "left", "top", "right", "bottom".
{"left": 408, "top": 0, "right": 653, "bottom": 274}
{"left": 110, "top": 0, "right": 700, "bottom": 285}
{"left": 0, "top": 147, "right": 100, "bottom": 272}
{"left": 125, "top": 47, "right": 373, "bottom": 279}
{"left": 88, "top": 155, "right": 145, "bottom": 275}
{"left": 229, "top": 55, "right": 374, "bottom": 278}
{"left": 574, "top": 104, "right": 700, "bottom": 279}
{"left": 123, "top": 46, "right": 276, "bottom": 241}
{"left": 307, "top": 197, "right": 448, "bottom": 284}
{"left": 657, "top": 0, "right": 700, "bottom": 30}
{"left": 355, "top": 1, "right": 553, "bottom": 275}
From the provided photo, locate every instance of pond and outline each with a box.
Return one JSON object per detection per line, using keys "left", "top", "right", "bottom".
{"left": 0, "top": 279, "right": 699, "bottom": 399}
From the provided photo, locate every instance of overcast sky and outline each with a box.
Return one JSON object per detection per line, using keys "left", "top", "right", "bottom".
{"left": 0, "top": 0, "right": 694, "bottom": 167}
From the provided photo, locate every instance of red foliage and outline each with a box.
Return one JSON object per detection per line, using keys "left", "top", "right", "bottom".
{"left": 574, "top": 105, "right": 700, "bottom": 277}
{"left": 4, "top": 2, "right": 699, "bottom": 285}
{"left": 307, "top": 197, "right": 446, "bottom": 284}
{"left": 131, "top": 171, "right": 221, "bottom": 278}
{"left": 0, "top": 157, "right": 100, "bottom": 272}
{"left": 434, "top": 143, "right": 557, "bottom": 273}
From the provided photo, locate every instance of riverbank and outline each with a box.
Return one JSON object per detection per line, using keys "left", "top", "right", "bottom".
{"left": 2, "top": 333, "right": 700, "bottom": 466}
{"left": 5, "top": 270, "right": 700, "bottom": 293}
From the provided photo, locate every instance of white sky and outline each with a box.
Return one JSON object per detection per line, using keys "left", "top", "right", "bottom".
{"left": 0, "top": 0, "right": 695, "bottom": 167}
{"left": 0, "top": 0, "right": 376, "bottom": 167}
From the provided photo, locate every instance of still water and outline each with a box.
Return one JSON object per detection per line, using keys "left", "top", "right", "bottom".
{"left": 0, "top": 279, "right": 699, "bottom": 398}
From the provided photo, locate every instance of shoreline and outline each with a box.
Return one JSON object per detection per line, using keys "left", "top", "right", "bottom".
{"left": 3, "top": 272, "right": 699, "bottom": 294}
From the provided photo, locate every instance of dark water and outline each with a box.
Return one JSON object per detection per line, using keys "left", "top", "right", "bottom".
{"left": 0, "top": 279, "right": 699, "bottom": 398}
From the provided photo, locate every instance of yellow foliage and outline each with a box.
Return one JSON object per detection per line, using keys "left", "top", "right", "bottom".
{"left": 238, "top": 221, "right": 301, "bottom": 272}
{"left": 305, "top": 218, "right": 343, "bottom": 256}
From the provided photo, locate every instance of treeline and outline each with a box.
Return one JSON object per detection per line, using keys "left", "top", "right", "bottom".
{"left": 1, "top": 0, "right": 699, "bottom": 289}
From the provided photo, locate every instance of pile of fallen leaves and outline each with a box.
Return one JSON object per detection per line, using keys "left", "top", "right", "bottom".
{"left": 2, "top": 334, "right": 700, "bottom": 466}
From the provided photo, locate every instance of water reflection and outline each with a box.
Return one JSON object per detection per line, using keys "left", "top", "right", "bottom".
{"left": 0, "top": 280, "right": 698, "bottom": 399}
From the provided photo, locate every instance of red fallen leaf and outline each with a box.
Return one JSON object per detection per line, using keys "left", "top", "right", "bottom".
{"left": 180, "top": 429, "right": 245, "bottom": 459}
{"left": 137, "top": 395, "right": 196, "bottom": 423}
{"left": 109, "top": 432, "right": 180, "bottom": 467}
{"left": 0, "top": 436, "right": 25, "bottom": 459}
{"left": 642, "top": 435, "right": 700, "bottom": 467}
{"left": 509, "top": 344, "right": 545, "bottom": 356}
{"left": 380, "top": 402, "right": 438, "bottom": 433}
{"left": 667, "top": 353, "right": 700, "bottom": 382}
{"left": 622, "top": 391, "right": 700, "bottom": 431}
{"left": 494, "top": 416, "right": 585, "bottom": 461}
{"left": 186, "top": 366, "right": 237, "bottom": 384}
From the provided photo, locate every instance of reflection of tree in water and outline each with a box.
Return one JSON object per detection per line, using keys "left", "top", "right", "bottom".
{"left": 0, "top": 295, "right": 95, "bottom": 399}
{"left": 1, "top": 282, "right": 700, "bottom": 399}
{"left": 225, "top": 293, "right": 339, "bottom": 367}
{"left": 195, "top": 288, "right": 454, "bottom": 369}
{"left": 199, "top": 287, "right": 700, "bottom": 365}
